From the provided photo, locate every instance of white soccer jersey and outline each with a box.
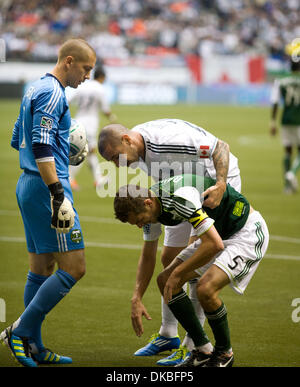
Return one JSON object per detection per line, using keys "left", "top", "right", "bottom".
{"left": 68, "top": 80, "right": 111, "bottom": 129}
{"left": 132, "top": 118, "right": 240, "bottom": 182}
{"left": 270, "top": 79, "right": 280, "bottom": 104}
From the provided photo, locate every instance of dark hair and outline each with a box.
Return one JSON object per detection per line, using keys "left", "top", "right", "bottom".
{"left": 114, "top": 185, "right": 151, "bottom": 222}
{"left": 291, "top": 59, "right": 300, "bottom": 72}
{"left": 94, "top": 66, "right": 106, "bottom": 79}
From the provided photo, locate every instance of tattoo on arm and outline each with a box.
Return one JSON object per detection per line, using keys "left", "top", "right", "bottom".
{"left": 212, "top": 140, "right": 229, "bottom": 184}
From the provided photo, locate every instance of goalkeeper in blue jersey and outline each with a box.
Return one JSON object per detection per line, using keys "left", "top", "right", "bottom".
{"left": 0, "top": 39, "right": 96, "bottom": 367}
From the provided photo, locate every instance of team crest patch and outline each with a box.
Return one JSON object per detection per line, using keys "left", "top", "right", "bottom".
{"left": 70, "top": 229, "right": 82, "bottom": 244}
{"left": 40, "top": 116, "right": 53, "bottom": 130}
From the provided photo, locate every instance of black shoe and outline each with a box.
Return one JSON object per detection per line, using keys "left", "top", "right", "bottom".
{"left": 175, "top": 349, "right": 211, "bottom": 367}
{"left": 204, "top": 350, "right": 234, "bottom": 367}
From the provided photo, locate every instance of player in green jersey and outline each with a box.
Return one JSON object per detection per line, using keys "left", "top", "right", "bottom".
{"left": 114, "top": 174, "right": 269, "bottom": 367}
{"left": 270, "top": 60, "right": 300, "bottom": 193}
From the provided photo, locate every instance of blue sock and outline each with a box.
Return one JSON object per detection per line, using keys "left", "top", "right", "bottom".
{"left": 24, "top": 271, "right": 49, "bottom": 351}
{"left": 13, "top": 269, "right": 76, "bottom": 340}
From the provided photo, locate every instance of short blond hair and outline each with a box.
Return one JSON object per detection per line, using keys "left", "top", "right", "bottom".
{"left": 58, "top": 38, "right": 96, "bottom": 63}
{"left": 98, "top": 124, "right": 129, "bottom": 156}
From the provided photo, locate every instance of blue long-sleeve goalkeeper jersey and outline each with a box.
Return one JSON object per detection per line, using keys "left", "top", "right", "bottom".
{"left": 11, "top": 73, "right": 71, "bottom": 178}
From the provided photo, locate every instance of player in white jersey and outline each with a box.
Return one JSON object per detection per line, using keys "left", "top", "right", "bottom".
{"left": 68, "top": 66, "right": 117, "bottom": 191}
{"left": 98, "top": 119, "right": 241, "bottom": 365}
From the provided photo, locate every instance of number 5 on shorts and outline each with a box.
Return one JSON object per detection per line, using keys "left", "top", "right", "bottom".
{"left": 228, "top": 255, "right": 244, "bottom": 271}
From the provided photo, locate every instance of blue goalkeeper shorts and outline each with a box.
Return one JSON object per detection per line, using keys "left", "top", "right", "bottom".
{"left": 16, "top": 170, "right": 85, "bottom": 254}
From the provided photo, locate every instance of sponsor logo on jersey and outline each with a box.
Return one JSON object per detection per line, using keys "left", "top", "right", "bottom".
{"left": 188, "top": 208, "right": 208, "bottom": 229}
{"left": 232, "top": 201, "right": 245, "bottom": 216}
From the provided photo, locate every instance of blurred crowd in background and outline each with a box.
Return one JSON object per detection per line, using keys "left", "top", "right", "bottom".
{"left": 0, "top": 0, "right": 299, "bottom": 62}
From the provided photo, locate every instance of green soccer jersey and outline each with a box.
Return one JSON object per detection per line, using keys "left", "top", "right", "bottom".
{"left": 150, "top": 174, "right": 250, "bottom": 240}
{"left": 276, "top": 74, "right": 300, "bottom": 125}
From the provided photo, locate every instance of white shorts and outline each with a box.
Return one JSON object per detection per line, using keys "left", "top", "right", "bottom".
{"left": 176, "top": 210, "right": 269, "bottom": 295}
{"left": 163, "top": 174, "right": 242, "bottom": 247}
{"left": 281, "top": 125, "right": 300, "bottom": 147}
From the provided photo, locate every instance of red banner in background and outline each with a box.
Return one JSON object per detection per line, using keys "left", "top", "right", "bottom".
{"left": 186, "top": 55, "right": 265, "bottom": 85}
{"left": 185, "top": 55, "right": 202, "bottom": 83}
{"left": 248, "top": 56, "right": 265, "bottom": 83}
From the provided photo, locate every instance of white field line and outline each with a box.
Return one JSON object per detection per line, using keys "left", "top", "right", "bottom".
{"left": 0, "top": 236, "right": 300, "bottom": 261}
{"left": 1, "top": 210, "right": 300, "bottom": 260}
{"left": 0, "top": 210, "right": 120, "bottom": 225}
{"left": 269, "top": 235, "right": 300, "bottom": 244}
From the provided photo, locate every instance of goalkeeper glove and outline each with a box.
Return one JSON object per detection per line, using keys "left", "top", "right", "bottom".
{"left": 48, "top": 181, "right": 75, "bottom": 233}
{"left": 69, "top": 143, "right": 89, "bottom": 166}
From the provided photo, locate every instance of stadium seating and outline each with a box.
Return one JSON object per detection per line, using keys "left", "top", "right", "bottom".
{"left": 1, "top": 0, "right": 298, "bottom": 62}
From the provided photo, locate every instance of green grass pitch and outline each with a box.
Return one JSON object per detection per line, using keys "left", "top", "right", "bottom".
{"left": 0, "top": 101, "right": 299, "bottom": 367}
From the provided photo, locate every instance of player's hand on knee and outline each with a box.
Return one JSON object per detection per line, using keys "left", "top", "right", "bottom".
{"left": 48, "top": 182, "right": 75, "bottom": 233}
{"left": 69, "top": 143, "right": 89, "bottom": 166}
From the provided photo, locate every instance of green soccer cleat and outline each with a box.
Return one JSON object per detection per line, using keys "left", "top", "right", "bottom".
{"left": 157, "top": 345, "right": 190, "bottom": 366}
{"left": 0, "top": 325, "right": 37, "bottom": 367}
{"left": 31, "top": 348, "right": 72, "bottom": 365}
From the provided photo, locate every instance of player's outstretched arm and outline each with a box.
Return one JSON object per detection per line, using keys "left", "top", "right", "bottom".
{"left": 203, "top": 139, "right": 229, "bottom": 209}
{"left": 131, "top": 240, "right": 158, "bottom": 336}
